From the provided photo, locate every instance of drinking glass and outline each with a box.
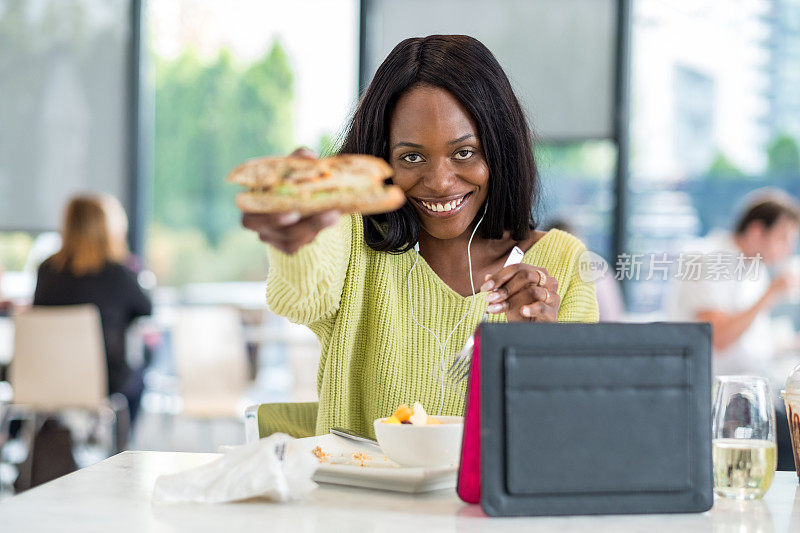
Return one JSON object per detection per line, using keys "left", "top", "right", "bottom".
{"left": 712, "top": 376, "right": 777, "bottom": 500}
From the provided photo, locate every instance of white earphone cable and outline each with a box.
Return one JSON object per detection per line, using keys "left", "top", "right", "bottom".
{"left": 407, "top": 204, "right": 487, "bottom": 416}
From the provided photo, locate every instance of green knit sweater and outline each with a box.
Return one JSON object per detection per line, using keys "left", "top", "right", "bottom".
{"left": 259, "top": 214, "right": 598, "bottom": 438}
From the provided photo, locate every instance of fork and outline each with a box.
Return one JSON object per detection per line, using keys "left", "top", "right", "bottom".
{"left": 444, "top": 311, "right": 488, "bottom": 387}
{"left": 444, "top": 246, "right": 525, "bottom": 388}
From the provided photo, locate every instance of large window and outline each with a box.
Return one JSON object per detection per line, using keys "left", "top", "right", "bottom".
{"left": 144, "top": 0, "right": 358, "bottom": 286}
{"left": 536, "top": 141, "right": 617, "bottom": 262}
{"left": 627, "top": 0, "right": 800, "bottom": 315}
{"left": 359, "top": 0, "right": 622, "bottom": 275}
{"left": 141, "top": 0, "right": 800, "bottom": 306}
{"left": 0, "top": 0, "right": 136, "bottom": 301}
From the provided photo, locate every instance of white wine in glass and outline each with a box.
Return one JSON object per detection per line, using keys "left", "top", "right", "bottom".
{"left": 712, "top": 438, "right": 777, "bottom": 499}
{"left": 712, "top": 376, "right": 777, "bottom": 500}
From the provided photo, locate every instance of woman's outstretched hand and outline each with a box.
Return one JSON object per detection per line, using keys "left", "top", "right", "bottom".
{"left": 239, "top": 147, "right": 340, "bottom": 255}
{"left": 241, "top": 210, "right": 340, "bottom": 254}
{"left": 480, "top": 264, "right": 560, "bottom": 322}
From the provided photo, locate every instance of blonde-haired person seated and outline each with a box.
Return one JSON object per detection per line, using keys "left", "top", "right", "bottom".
{"left": 33, "top": 194, "right": 152, "bottom": 427}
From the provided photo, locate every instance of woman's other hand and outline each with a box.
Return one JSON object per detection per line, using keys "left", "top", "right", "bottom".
{"left": 239, "top": 147, "right": 339, "bottom": 255}
{"left": 480, "top": 264, "right": 560, "bottom": 322}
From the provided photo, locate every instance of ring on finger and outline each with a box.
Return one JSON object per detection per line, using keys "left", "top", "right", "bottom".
{"left": 537, "top": 271, "right": 547, "bottom": 287}
{"left": 543, "top": 290, "right": 550, "bottom": 304}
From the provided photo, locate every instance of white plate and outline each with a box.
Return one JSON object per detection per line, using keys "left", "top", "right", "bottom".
{"left": 293, "top": 434, "right": 457, "bottom": 493}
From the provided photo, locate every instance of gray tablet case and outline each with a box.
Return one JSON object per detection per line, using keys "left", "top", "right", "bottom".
{"left": 479, "top": 322, "right": 713, "bottom": 517}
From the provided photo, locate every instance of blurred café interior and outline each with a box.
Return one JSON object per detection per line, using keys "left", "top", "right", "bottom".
{"left": 1, "top": 0, "right": 800, "bottom": 505}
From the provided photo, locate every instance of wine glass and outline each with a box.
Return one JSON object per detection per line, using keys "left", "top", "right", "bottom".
{"left": 712, "top": 376, "right": 777, "bottom": 500}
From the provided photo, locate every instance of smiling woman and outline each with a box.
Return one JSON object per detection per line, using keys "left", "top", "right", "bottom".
{"left": 343, "top": 36, "right": 537, "bottom": 256}
{"left": 241, "top": 35, "right": 598, "bottom": 438}
{"left": 391, "top": 88, "right": 489, "bottom": 238}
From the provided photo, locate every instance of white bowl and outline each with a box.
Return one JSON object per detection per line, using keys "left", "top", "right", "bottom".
{"left": 373, "top": 415, "right": 464, "bottom": 468}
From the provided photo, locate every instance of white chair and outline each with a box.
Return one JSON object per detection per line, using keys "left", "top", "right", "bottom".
{"left": 10, "top": 305, "right": 107, "bottom": 408}
{"left": 0, "top": 305, "right": 129, "bottom": 491}
{"left": 172, "top": 306, "right": 250, "bottom": 419}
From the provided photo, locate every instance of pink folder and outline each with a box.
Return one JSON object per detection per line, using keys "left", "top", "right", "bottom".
{"left": 456, "top": 327, "right": 481, "bottom": 503}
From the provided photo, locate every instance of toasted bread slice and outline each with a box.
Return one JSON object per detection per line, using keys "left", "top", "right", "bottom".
{"left": 235, "top": 185, "right": 405, "bottom": 215}
{"left": 226, "top": 154, "right": 393, "bottom": 188}
{"left": 227, "top": 154, "right": 404, "bottom": 215}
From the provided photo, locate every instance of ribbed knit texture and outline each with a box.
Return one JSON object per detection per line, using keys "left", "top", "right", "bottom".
{"left": 261, "top": 214, "right": 598, "bottom": 438}
{"left": 257, "top": 402, "right": 318, "bottom": 439}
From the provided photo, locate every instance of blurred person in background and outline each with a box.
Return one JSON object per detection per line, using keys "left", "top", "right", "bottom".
{"left": 668, "top": 190, "right": 800, "bottom": 376}
{"left": 33, "top": 194, "right": 152, "bottom": 432}
{"left": 98, "top": 193, "right": 148, "bottom": 276}
{"left": 546, "top": 218, "right": 625, "bottom": 322}
{"left": 668, "top": 190, "right": 800, "bottom": 470}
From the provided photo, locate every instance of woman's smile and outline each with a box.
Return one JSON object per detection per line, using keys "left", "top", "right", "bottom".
{"left": 410, "top": 191, "right": 473, "bottom": 218}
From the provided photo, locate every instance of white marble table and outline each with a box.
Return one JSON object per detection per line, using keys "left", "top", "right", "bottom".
{"left": 1, "top": 451, "right": 799, "bottom": 532}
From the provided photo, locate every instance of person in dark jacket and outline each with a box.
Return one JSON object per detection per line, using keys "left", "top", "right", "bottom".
{"left": 33, "top": 194, "right": 152, "bottom": 427}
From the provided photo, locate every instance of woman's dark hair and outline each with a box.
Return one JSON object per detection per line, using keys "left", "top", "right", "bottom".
{"left": 734, "top": 192, "right": 800, "bottom": 235}
{"left": 339, "top": 35, "right": 538, "bottom": 253}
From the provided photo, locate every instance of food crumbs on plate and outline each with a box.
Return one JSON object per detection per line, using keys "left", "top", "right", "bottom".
{"left": 352, "top": 452, "right": 372, "bottom": 467}
{"left": 312, "top": 446, "right": 331, "bottom": 463}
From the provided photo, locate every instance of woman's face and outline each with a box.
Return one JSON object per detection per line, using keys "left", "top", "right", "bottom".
{"left": 389, "top": 85, "right": 490, "bottom": 241}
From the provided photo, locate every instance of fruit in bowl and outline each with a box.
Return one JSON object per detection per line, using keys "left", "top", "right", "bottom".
{"left": 374, "top": 403, "right": 463, "bottom": 467}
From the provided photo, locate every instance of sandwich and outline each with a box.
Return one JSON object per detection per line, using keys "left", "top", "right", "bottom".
{"left": 226, "top": 154, "right": 405, "bottom": 215}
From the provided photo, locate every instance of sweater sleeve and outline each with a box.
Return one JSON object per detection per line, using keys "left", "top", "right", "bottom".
{"left": 557, "top": 243, "right": 600, "bottom": 323}
{"left": 257, "top": 402, "right": 318, "bottom": 438}
{"left": 265, "top": 214, "right": 352, "bottom": 325}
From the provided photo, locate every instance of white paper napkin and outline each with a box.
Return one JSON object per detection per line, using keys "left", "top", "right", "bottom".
{"left": 152, "top": 433, "right": 317, "bottom": 504}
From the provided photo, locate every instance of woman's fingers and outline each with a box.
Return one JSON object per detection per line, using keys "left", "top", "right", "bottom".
{"left": 483, "top": 266, "right": 556, "bottom": 302}
{"left": 486, "top": 285, "right": 557, "bottom": 316}
{"left": 509, "top": 288, "right": 560, "bottom": 322}
{"left": 485, "top": 271, "right": 556, "bottom": 306}
{"left": 482, "top": 264, "right": 561, "bottom": 321}
{"left": 242, "top": 211, "right": 338, "bottom": 241}
{"left": 520, "top": 302, "right": 548, "bottom": 320}
{"left": 481, "top": 264, "right": 552, "bottom": 293}
{"left": 241, "top": 210, "right": 340, "bottom": 254}
{"left": 242, "top": 211, "right": 300, "bottom": 230}
{"left": 238, "top": 147, "right": 329, "bottom": 253}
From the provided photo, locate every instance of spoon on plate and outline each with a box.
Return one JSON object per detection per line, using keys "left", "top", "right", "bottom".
{"left": 330, "top": 427, "right": 380, "bottom": 447}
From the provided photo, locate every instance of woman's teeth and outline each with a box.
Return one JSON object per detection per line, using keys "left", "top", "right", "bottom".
{"left": 420, "top": 195, "right": 465, "bottom": 212}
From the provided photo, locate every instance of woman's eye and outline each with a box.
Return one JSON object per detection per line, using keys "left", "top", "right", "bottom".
{"left": 454, "top": 149, "right": 473, "bottom": 160}
{"left": 402, "top": 153, "right": 423, "bottom": 163}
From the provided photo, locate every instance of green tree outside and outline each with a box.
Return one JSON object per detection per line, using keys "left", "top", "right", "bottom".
{"left": 152, "top": 41, "right": 293, "bottom": 244}
{"left": 706, "top": 151, "right": 748, "bottom": 180}
{"left": 148, "top": 40, "right": 294, "bottom": 286}
{"left": 535, "top": 141, "right": 617, "bottom": 181}
{"left": 766, "top": 133, "right": 800, "bottom": 176}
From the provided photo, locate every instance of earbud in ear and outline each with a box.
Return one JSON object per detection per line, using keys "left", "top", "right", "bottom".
{"left": 414, "top": 242, "right": 420, "bottom": 252}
